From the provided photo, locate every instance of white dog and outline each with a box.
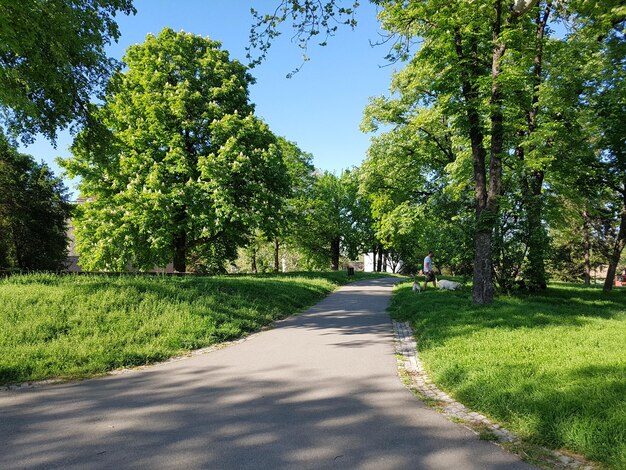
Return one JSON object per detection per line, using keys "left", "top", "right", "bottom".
{"left": 412, "top": 282, "right": 421, "bottom": 293}
{"left": 438, "top": 279, "right": 462, "bottom": 291}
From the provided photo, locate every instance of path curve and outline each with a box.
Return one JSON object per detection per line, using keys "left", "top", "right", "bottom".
{"left": 0, "top": 277, "right": 535, "bottom": 469}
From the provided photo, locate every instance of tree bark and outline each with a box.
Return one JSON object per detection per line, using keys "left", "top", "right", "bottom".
{"left": 274, "top": 238, "right": 280, "bottom": 272}
{"left": 331, "top": 236, "right": 340, "bottom": 271}
{"left": 520, "top": 2, "right": 551, "bottom": 291}
{"left": 173, "top": 229, "right": 186, "bottom": 273}
{"left": 473, "top": 231, "right": 495, "bottom": 303}
{"left": 455, "top": 20, "right": 500, "bottom": 305}
{"left": 251, "top": 248, "right": 257, "bottom": 274}
{"left": 583, "top": 210, "right": 591, "bottom": 285}
{"left": 603, "top": 189, "right": 626, "bottom": 292}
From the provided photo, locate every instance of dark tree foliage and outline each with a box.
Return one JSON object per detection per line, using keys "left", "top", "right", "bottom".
{"left": 0, "top": 138, "right": 72, "bottom": 270}
{"left": 0, "top": 0, "right": 135, "bottom": 143}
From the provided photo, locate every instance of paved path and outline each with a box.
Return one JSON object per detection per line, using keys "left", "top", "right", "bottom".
{"left": 0, "top": 278, "right": 535, "bottom": 469}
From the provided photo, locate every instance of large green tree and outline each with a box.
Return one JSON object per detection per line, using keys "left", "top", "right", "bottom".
{"left": 0, "top": 138, "right": 71, "bottom": 270}
{"left": 62, "top": 28, "right": 289, "bottom": 272}
{"left": 0, "top": 0, "right": 135, "bottom": 142}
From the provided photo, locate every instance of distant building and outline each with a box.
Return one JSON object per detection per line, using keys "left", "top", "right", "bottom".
{"left": 363, "top": 253, "right": 403, "bottom": 273}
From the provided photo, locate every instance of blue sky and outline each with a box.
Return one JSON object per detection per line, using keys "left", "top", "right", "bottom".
{"left": 20, "top": 1, "right": 398, "bottom": 198}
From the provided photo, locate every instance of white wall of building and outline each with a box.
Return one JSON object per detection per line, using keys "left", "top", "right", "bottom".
{"left": 363, "top": 253, "right": 402, "bottom": 273}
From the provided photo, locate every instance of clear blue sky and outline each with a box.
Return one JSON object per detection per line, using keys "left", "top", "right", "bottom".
{"left": 19, "top": 0, "right": 397, "bottom": 198}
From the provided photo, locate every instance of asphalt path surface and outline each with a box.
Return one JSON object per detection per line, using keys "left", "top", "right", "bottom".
{"left": 1, "top": 277, "right": 535, "bottom": 469}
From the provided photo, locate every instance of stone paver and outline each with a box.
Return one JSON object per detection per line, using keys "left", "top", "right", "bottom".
{"left": 392, "top": 319, "right": 596, "bottom": 470}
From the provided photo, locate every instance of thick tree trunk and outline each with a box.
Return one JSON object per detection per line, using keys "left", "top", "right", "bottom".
{"left": 583, "top": 210, "right": 592, "bottom": 285}
{"left": 274, "top": 238, "right": 280, "bottom": 272}
{"left": 173, "top": 230, "right": 186, "bottom": 273}
{"left": 331, "top": 236, "right": 340, "bottom": 271}
{"left": 603, "top": 192, "right": 626, "bottom": 292}
{"left": 172, "top": 205, "right": 187, "bottom": 273}
{"left": 473, "top": 231, "right": 495, "bottom": 304}
{"left": 455, "top": 26, "right": 498, "bottom": 305}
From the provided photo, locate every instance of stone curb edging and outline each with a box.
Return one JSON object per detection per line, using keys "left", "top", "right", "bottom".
{"left": 391, "top": 320, "right": 595, "bottom": 470}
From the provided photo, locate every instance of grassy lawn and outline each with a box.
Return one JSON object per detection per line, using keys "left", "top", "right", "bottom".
{"left": 390, "top": 281, "right": 626, "bottom": 469}
{"left": 0, "top": 271, "right": 387, "bottom": 386}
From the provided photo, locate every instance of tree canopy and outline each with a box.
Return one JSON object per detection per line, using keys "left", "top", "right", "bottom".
{"left": 62, "top": 28, "right": 289, "bottom": 273}
{"left": 0, "top": 0, "right": 135, "bottom": 143}
{"left": 251, "top": 0, "right": 626, "bottom": 299}
{"left": 0, "top": 137, "right": 71, "bottom": 270}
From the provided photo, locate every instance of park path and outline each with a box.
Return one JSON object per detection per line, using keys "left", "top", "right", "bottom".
{"left": 0, "top": 278, "right": 535, "bottom": 469}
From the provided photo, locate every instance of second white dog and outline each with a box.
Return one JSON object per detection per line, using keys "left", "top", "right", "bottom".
{"left": 438, "top": 279, "right": 462, "bottom": 291}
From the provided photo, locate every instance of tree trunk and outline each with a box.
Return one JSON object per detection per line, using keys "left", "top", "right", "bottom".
{"left": 520, "top": 3, "right": 551, "bottom": 291}
{"left": 331, "top": 236, "right": 340, "bottom": 271}
{"left": 377, "top": 245, "right": 383, "bottom": 272}
{"left": 524, "top": 171, "right": 547, "bottom": 290}
{"left": 371, "top": 245, "right": 378, "bottom": 272}
{"left": 473, "top": 231, "right": 495, "bottom": 304}
{"left": 477, "top": 0, "right": 506, "bottom": 302}
{"left": 251, "top": 249, "right": 257, "bottom": 274}
{"left": 274, "top": 238, "right": 280, "bottom": 272}
{"left": 454, "top": 27, "right": 497, "bottom": 305}
{"left": 172, "top": 205, "right": 187, "bottom": 273}
{"left": 173, "top": 229, "right": 186, "bottom": 273}
{"left": 603, "top": 191, "right": 626, "bottom": 292}
{"left": 583, "top": 210, "right": 591, "bottom": 285}
{"left": 382, "top": 250, "right": 387, "bottom": 272}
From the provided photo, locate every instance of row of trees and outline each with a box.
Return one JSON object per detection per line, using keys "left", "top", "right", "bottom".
{"left": 250, "top": 0, "right": 625, "bottom": 300}
{"left": 1, "top": 1, "right": 623, "bottom": 302}
{"left": 59, "top": 28, "right": 376, "bottom": 275}
{"left": 0, "top": 0, "right": 375, "bottom": 274}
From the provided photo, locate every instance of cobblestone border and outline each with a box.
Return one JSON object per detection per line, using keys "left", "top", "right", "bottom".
{"left": 392, "top": 320, "right": 595, "bottom": 470}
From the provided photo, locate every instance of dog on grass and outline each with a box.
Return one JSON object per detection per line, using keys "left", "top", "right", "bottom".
{"left": 437, "top": 279, "right": 462, "bottom": 291}
{"left": 412, "top": 282, "right": 421, "bottom": 293}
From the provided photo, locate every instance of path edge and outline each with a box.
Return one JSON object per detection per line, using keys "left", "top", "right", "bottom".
{"left": 392, "top": 320, "right": 597, "bottom": 470}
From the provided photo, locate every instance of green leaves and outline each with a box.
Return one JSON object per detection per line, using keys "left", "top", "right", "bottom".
{"left": 0, "top": 0, "right": 135, "bottom": 143}
{"left": 63, "top": 29, "right": 289, "bottom": 272}
{"left": 0, "top": 137, "right": 71, "bottom": 270}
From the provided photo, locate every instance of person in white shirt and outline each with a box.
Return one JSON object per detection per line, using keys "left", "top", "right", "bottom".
{"left": 423, "top": 251, "right": 437, "bottom": 290}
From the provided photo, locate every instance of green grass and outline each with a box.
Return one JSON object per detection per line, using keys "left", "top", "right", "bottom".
{"left": 390, "top": 281, "right": 626, "bottom": 469}
{"left": 0, "top": 271, "right": 387, "bottom": 386}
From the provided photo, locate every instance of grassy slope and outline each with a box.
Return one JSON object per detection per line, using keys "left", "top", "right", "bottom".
{"left": 0, "top": 271, "right": 387, "bottom": 385}
{"left": 390, "top": 281, "right": 626, "bottom": 469}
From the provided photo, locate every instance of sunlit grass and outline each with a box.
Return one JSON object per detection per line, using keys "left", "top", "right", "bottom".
{"left": 390, "top": 281, "right": 626, "bottom": 469}
{"left": 0, "top": 271, "right": 387, "bottom": 385}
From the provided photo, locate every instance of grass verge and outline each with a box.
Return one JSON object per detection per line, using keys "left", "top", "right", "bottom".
{"left": 390, "top": 281, "right": 626, "bottom": 469}
{"left": 0, "top": 271, "right": 388, "bottom": 386}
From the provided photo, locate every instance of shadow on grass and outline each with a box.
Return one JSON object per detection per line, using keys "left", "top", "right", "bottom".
{"left": 390, "top": 281, "right": 626, "bottom": 468}
{"left": 449, "top": 363, "right": 626, "bottom": 468}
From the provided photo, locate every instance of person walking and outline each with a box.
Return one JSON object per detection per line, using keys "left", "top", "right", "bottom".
{"left": 423, "top": 251, "right": 437, "bottom": 290}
